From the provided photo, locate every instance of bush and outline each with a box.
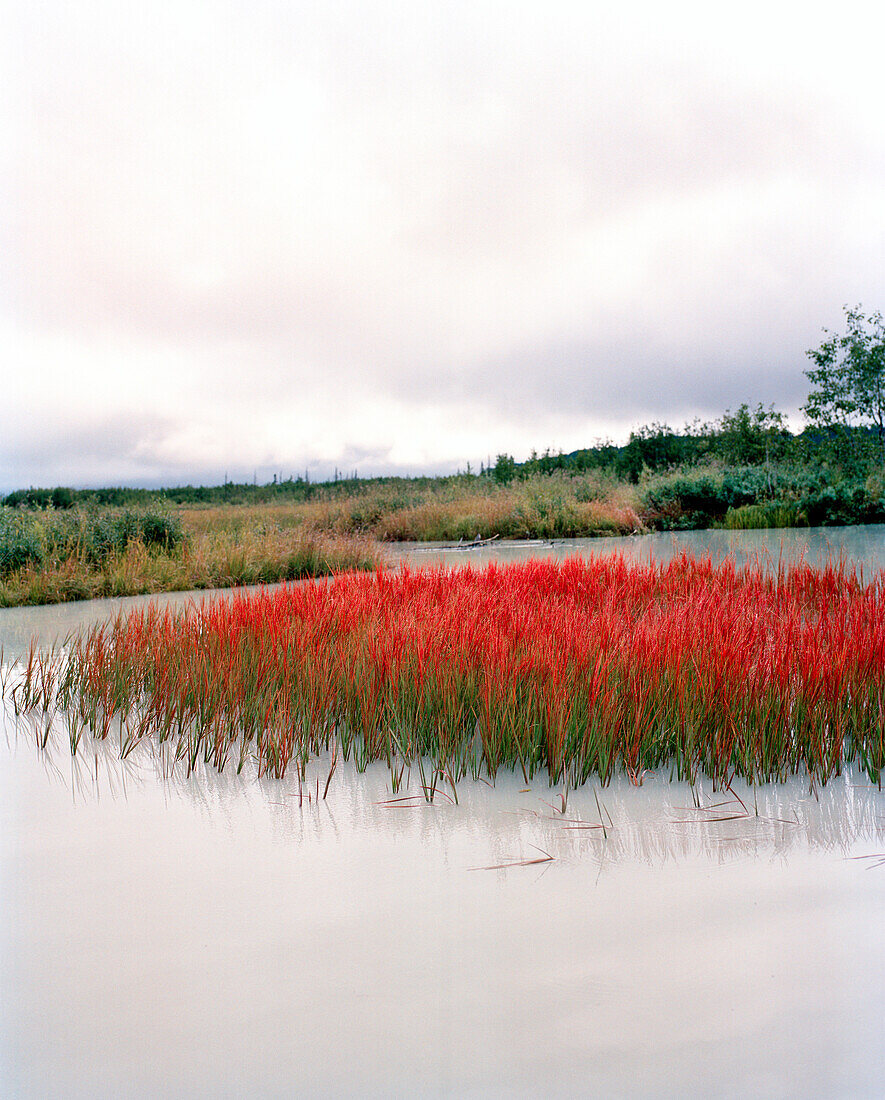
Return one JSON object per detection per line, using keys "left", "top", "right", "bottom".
{"left": 640, "top": 465, "right": 836, "bottom": 530}
{"left": 640, "top": 471, "right": 758, "bottom": 529}
{"left": 0, "top": 508, "right": 45, "bottom": 573}
{"left": 797, "top": 484, "right": 885, "bottom": 527}
{"left": 653, "top": 468, "right": 885, "bottom": 529}
{"left": 0, "top": 505, "right": 184, "bottom": 576}
{"left": 138, "top": 509, "right": 183, "bottom": 548}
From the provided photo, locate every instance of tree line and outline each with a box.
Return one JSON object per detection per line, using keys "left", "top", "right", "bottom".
{"left": 490, "top": 305, "right": 885, "bottom": 484}
{"left": 5, "top": 305, "right": 884, "bottom": 507}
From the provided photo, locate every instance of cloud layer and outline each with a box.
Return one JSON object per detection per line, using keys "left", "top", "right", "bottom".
{"left": 3, "top": 1, "right": 884, "bottom": 488}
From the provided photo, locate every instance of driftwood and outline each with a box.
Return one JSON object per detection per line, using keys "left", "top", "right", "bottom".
{"left": 412, "top": 534, "right": 501, "bottom": 553}
{"left": 411, "top": 534, "right": 560, "bottom": 553}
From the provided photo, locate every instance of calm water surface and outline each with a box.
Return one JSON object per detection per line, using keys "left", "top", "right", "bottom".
{"left": 2, "top": 527, "right": 884, "bottom": 1098}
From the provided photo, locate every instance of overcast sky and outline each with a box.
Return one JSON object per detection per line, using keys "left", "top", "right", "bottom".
{"left": 3, "top": 1, "right": 884, "bottom": 490}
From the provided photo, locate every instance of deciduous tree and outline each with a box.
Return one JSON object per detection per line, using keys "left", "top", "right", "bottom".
{"left": 804, "top": 306, "right": 885, "bottom": 463}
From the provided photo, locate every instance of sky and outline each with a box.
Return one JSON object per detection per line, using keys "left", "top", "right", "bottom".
{"left": 3, "top": 0, "right": 884, "bottom": 490}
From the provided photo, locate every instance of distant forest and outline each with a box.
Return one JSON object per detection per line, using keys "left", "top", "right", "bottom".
{"left": 7, "top": 305, "right": 884, "bottom": 514}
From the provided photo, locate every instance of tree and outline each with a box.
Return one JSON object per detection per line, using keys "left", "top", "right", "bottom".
{"left": 715, "top": 403, "right": 789, "bottom": 466}
{"left": 804, "top": 306, "right": 885, "bottom": 463}
{"left": 492, "top": 453, "right": 517, "bottom": 484}
{"left": 616, "top": 423, "right": 685, "bottom": 482}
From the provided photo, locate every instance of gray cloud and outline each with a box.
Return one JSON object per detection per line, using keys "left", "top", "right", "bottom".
{"left": 0, "top": 413, "right": 178, "bottom": 489}
{"left": 3, "top": 1, "right": 885, "bottom": 489}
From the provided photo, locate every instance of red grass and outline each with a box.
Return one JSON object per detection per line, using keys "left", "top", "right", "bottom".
{"left": 17, "top": 552, "right": 885, "bottom": 788}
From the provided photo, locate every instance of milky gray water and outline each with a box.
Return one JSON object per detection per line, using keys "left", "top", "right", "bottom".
{"left": 2, "top": 527, "right": 884, "bottom": 1098}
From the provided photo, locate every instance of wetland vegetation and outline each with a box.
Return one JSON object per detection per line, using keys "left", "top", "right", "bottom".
{"left": 3, "top": 306, "right": 885, "bottom": 605}
{"left": 11, "top": 553, "right": 885, "bottom": 790}
{"left": 0, "top": 503, "right": 379, "bottom": 607}
{"left": 4, "top": 418, "right": 885, "bottom": 606}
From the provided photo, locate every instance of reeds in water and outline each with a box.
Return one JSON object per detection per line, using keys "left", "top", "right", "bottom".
{"left": 10, "top": 553, "right": 885, "bottom": 789}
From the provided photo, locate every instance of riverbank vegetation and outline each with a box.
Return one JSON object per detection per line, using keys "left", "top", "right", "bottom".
{"left": 3, "top": 306, "right": 884, "bottom": 604}
{"left": 11, "top": 554, "right": 884, "bottom": 789}
{"left": 0, "top": 504, "right": 379, "bottom": 607}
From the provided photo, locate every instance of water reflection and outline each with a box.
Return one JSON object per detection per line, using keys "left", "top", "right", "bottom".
{"left": 389, "top": 523, "right": 885, "bottom": 574}
{"left": 3, "top": 527, "right": 885, "bottom": 1097}
{"left": 6, "top": 707, "right": 882, "bottom": 871}
{"left": 3, "top": 724, "right": 884, "bottom": 1098}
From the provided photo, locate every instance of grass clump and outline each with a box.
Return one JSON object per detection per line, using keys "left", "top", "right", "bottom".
{"left": 0, "top": 504, "right": 379, "bottom": 607}
{"left": 722, "top": 503, "right": 805, "bottom": 529}
{"left": 275, "top": 471, "right": 641, "bottom": 541}
{"left": 13, "top": 553, "right": 885, "bottom": 790}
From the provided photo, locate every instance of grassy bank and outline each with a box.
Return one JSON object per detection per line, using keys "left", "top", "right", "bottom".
{"left": 175, "top": 465, "right": 885, "bottom": 541}
{"left": 0, "top": 474, "right": 641, "bottom": 605}
{"left": 288, "top": 472, "right": 641, "bottom": 540}
{"left": 0, "top": 505, "right": 380, "bottom": 607}
{"left": 12, "top": 554, "right": 885, "bottom": 789}
{"left": 172, "top": 472, "right": 641, "bottom": 543}
{"left": 6, "top": 455, "right": 885, "bottom": 608}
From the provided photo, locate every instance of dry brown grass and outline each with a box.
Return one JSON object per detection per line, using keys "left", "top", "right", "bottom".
{"left": 0, "top": 525, "right": 380, "bottom": 608}
{"left": 178, "top": 472, "right": 642, "bottom": 542}
{"left": 179, "top": 503, "right": 307, "bottom": 536}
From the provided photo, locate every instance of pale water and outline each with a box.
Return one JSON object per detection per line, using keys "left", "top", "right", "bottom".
{"left": 2, "top": 528, "right": 884, "bottom": 1098}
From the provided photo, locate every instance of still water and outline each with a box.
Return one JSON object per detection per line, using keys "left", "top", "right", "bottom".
{"left": 2, "top": 528, "right": 884, "bottom": 1098}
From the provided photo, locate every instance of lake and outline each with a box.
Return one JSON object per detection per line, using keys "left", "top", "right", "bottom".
{"left": 2, "top": 527, "right": 884, "bottom": 1098}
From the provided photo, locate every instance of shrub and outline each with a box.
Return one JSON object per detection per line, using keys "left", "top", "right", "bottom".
{"left": 640, "top": 472, "right": 741, "bottom": 529}
{"left": 797, "top": 484, "right": 885, "bottom": 527}
{"left": 0, "top": 508, "right": 45, "bottom": 574}
{"left": 0, "top": 505, "right": 184, "bottom": 576}
{"left": 640, "top": 466, "right": 823, "bottom": 529}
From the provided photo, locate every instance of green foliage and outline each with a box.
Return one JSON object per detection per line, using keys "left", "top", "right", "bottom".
{"left": 616, "top": 423, "right": 696, "bottom": 482}
{"left": 796, "top": 483, "right": 885, "bottom": 527}
{"left": 715, "top": 403, "right": 791, "bottom": 465}
{"left": 3, "top": 487, "right": 75, "bottom": 509}
{"left": 0, "top": 505, "right": 184, "bottom": 577}
{"left": 640, "top": 469, "right": 770, "bottom": 529}
{"left": 0, "top": 509, "right": 45, "bottom": 572}
{"left": 804, "top": 305, "right": 885, "bottom": 467}
{"left": 67, "top": 507, "right": 183, "bottom": 562}
{"left": 492, "top": 453, "right": 517, "bottom": 484}
{"left": 640, "top": 462, "right": 885, "bottom": 531}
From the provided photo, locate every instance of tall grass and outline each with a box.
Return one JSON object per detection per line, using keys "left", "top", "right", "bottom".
{"left": 0, "top": 517, "right": 380, "bottom": 607}
{"left": 237, "top": 472, "right": 642, "bottom": 541}
{"left": 0, "top": 504, "right": 183, "bottom": 572}
{"left": 12, "top": 553, "right": 885, "bottom": 789}
{"left": 722, "top": 503, "right": 804, "bottom": 530}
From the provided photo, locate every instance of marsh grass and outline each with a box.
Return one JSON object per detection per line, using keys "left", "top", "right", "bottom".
{"left": 0, "top": 522, "right": 380, "bottom": 607}
{"left": 0, "top": 504, "right": 183, "bottom": 571}
{"left": 722, "top": 503, "right": 805, "bottom": 529}
{"left": 196, "top": 472, "right": 642, "bottom": 542}
{"left": 12, "top": 553, "right": 885, "bottom": 791}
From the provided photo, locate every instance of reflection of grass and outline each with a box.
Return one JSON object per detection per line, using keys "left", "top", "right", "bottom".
{"left": 0, "top": 523, "right": 380, "bottom": 607}
{"left": 15, "top": 553, "right": 885, "bottom": 790}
